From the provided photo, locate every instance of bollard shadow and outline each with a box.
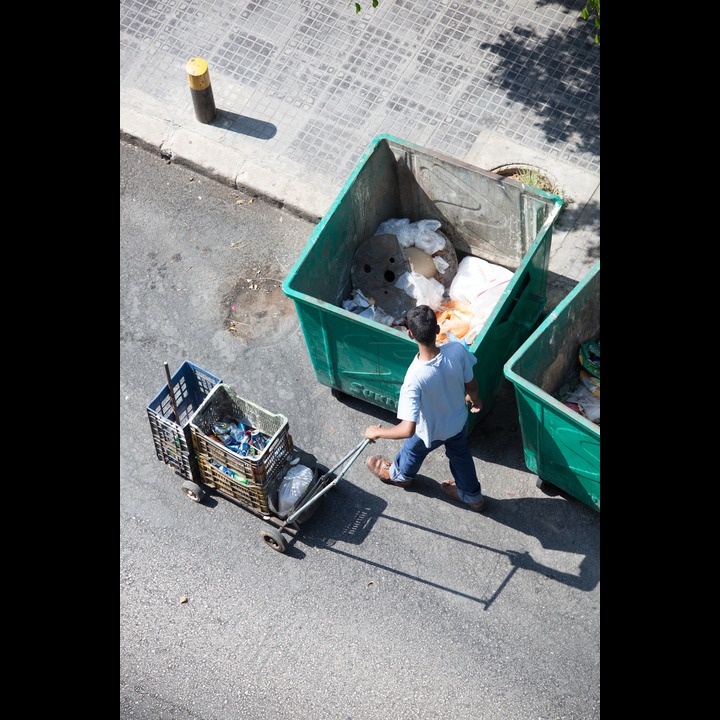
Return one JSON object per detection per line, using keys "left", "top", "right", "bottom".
{"left": 214, "top": 109, "right": 277, "bottom": 140}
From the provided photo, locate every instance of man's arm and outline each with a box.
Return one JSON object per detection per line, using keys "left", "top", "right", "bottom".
{"left": 364, "top": 419, "right": 416, "bottom": 442}
{"left": 465, "top": 377, "right": 482, "bottom": 414}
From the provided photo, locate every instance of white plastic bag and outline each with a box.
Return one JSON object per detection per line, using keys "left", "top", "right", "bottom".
{"left": 278, "top": 464, "right": 314, "bottom": 515}
{"left": 395, "top": 271, "right": 446, "bottom": 311}
{"left": 565, "top": 384, "right": 600, "bottom": 424}
{"left": 410, "top": 219, "right": 446, "bottom": 255}
{"left": 374, "top": 218, "right": 446, "bottom": 255}
{"left": 432, "top": 255, "right": 449, "bottom": 275}
{"left": 449, "top": 256, "right": 513, "bottom": 304}
{"left": 449, "top": 256, "right": 513, "bottom": 333}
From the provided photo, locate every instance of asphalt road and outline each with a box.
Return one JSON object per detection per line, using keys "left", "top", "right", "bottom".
{"left": 120, "top": 138, "right": 600, "bottom": 720}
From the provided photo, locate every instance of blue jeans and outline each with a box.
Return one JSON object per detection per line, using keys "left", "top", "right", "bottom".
{"left": 389, "top": 427, "right": 483, "bottom": 504}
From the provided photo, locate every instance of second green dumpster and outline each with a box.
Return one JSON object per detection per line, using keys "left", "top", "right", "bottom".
{"left": 503, "top": 262, "right": 600, "bottom": 511}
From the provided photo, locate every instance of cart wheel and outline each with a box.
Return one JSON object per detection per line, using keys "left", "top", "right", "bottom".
{"left": 260, "top": 528, "right": 287, "bottom": 553}
{"left": 181, "top": 480, "right": 205, "bottom": 503}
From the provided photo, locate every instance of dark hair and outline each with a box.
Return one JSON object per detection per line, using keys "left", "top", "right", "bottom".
{"left": 406, "top": 305, "right": 438, "bottom": 345}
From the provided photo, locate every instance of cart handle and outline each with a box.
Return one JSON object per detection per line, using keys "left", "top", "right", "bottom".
{"left": 164, "top": 361, "right": 181, "bottom": 423}
{"left": 285, "top": 438, "right": 371, "bottom": 524}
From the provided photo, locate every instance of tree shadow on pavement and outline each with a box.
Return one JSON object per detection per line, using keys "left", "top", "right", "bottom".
{"left": 479, "top": 20, "right": 599, "bottom": 162}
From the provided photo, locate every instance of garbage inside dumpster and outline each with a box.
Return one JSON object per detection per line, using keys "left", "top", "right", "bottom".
{"left": 557, "top": 337, "right": 601, "bottom": 424}
{"left": 348, "top": 218, "right": 516, "bottom": 340}
{"left": 343, "top": 288, "right": 397, "bottom": 326}
{"left": 564, "top": 382, "right": 600, "bottom": 424}
{"left": 349, "top": 216, "right": 458, "bottom": 316}
{"left": 448, "top": 256, "right": 514, "bottom": 336}
{"left": 435, "top": 300, "right": 475, "bottom": 345}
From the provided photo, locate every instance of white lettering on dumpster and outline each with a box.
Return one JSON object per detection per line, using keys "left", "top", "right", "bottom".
{"left": 349, "top": 382, "right": 398, "bottom": 410}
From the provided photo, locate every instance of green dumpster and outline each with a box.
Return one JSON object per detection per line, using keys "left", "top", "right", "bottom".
{"left": 282, "top": 134, "right": 563, "bottom": 432}
{"left": 503, "top": 262, "right": 600, "bottom": 511}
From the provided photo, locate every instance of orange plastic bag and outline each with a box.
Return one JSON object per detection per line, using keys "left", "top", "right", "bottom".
{"left": 436, "top": 300, "right": 475, "bottom": 344}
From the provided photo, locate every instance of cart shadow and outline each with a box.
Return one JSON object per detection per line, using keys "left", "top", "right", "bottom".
{"left": 284, "top": 480, "right": 387, "bottom": 555}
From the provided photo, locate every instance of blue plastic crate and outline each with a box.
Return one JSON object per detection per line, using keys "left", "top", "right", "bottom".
{"left": 147, "top": 361, "right": 222, "bottom": 482}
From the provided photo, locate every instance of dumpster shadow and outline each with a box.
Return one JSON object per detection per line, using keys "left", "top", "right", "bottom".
{"left": 330, "top": 388, "right": 398, "bottom": 425}
{"left": 470, "top": 495, "right": 599, "bottom": 592}
{"left": 469, "top": 383, "right": 529, "bottom": 473}
{"left": 378, "top": 495, "right": 599, "bottom": 608}
{"left": 214, "top": 109, "right": 277, "bottom": 140}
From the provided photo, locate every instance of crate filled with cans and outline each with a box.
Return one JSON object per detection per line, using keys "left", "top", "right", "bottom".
{"left": 189, "top": 383, "right": 293, "bottom": 513}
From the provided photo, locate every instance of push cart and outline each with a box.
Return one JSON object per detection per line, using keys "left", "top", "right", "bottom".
{"left": 147, "top": 362, "right": 370, "bottom": 553}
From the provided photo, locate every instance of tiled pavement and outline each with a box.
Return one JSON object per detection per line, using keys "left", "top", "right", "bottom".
{"left": 120, "top": 0, "right": 599, "bottom": 299}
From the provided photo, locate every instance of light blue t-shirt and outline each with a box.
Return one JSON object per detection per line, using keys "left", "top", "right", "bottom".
{"left": 396, "top": 341, "right": 477, "bottom": 446}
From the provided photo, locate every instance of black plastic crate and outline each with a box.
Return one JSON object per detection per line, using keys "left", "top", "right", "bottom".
{"left": 147, "top": 361, "right": 222, "bottom": 482}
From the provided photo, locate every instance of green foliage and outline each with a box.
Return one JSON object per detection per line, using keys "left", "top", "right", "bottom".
{"left": 581, "top": 0, "right": 600, "bottom": 45}
{"left": 354, "top": 0, "right": 379, "bottom": 12}
{"left": 515, "top": 168, "right": 569, "bottom": 208}
{"left": 351, "top": 1, "right": 597, "bottom": 47}
{"left": 353, "top": 0, "right": 597, "bottom": 47}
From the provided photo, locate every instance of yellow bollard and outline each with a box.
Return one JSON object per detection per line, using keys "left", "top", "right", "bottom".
{"left": 185, "top": 57, "right": 217, "bottom": 124}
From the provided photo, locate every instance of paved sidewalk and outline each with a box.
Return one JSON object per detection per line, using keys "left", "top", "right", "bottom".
{"left": 120, "top": 0, "right": 599, "bottom": 305}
